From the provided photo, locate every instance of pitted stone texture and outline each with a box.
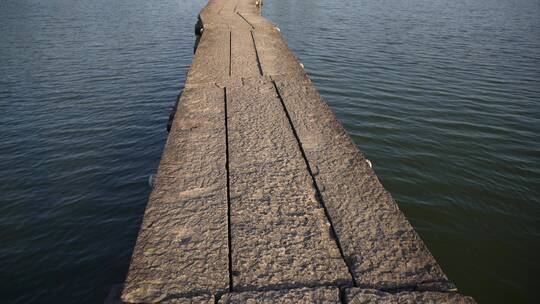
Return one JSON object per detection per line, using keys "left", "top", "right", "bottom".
{"left": 186, "top": 29, "right": 230, "bottom": 87}
{"left": 235, "top": 0, "right": 262, "bottom": 16}
{"left": 253, "top": 29, "right": 306, "bottom": 78}
{"left": 121, "top": 85, "right": 228, "bottom": 303}
{"left": 236, "top": 12, "right": 275, "bottom": 30}
{"left": 198, "top": 1, "right": 233, "bottom": 32}
{"left": 231, "top": 30, "right": 261, "bottom": 78}
{"left": 200, "top": 0, "right": 261, "bottom": 31}
{"left": 106, "top": 285, "right": 215, "bottom": 304}
{"left": 219, "top": 287, "right": 340, "bottom": 303}
{"left": 345, "top": 289, "right": 476, "bottom": 304}
{"left": 161, "top": 295, "right": 215, "bottom": 304}
{"left": 272, "top": 75, "right": 455, "bottom": 291}
{"left": 198, "top": 0, "right": 220, "bottom": 23}
{"left": 227, "top": 78, "right": 351, "bottom": 291}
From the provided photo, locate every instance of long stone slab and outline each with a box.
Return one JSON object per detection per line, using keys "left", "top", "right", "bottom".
{"left": 186, "top": 29, "right": 230, "bottom": 87}
{"left": 252, "top": 28, "right": 306, "bottom": 78}
{"left": 198, "top": 1, "right": 231, "bottom": 32}
{"left": 231, "top": 29, "right": 261, "bottom": 78}
{"left": 272, "top": 74, "right": 455, "bottom": 291}
{"left": 121, "top": 85, "right": 229, "bottom": 303}
{"left": 226, "top": 77, "right": 352, "bottom": 291}
{"left": 219, "top": 287, "right": 341, "bottom": 303}
{"left": 345, "top": 288, "right": 476, "bottom": 304}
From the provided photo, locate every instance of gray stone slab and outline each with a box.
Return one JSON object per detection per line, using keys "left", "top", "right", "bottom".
{"left": 345, "top": 288, "right": 476, "bottom": 304}
{"left": 121, "top": 85, "right": 228, "bottom": 303}
{"left": 231, "top": 29, "right": 261, "bottom": 78}
{"left": 200, "top": 0, "right": 255, "bottom": 31}
{"left": 198, "top": 1, "right": 233, "bottom": 32}
{"left": 219, "top": 287, "right": 341, "bottom": 303}
{"left": 235, "top": 0, "right": 261, "bottom": 16}
{"left": 216, "top": 0, "right": 238, "bottom": 15}
{"left": 226, "top": 77, "right": 352, "bottom": 291}
{"left": 198, "top": 0, "right": 220, "bottom": 23}
{"left": 272, "top": 75, "right": 455, "bottom": 291}
{"left": 186, "top": 29, "right": 230, "bottom": 87}
{"left": 252, "top": 29, "right": 306, "bottom": 78}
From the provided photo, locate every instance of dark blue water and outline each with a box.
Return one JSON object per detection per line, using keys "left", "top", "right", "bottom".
{"left": 0, "top": 0, "right": 538, "bottom": 303}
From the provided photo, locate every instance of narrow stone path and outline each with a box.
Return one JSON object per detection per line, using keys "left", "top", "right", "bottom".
{"left": 118, "top": 0, "right": 476, "bottom": 303}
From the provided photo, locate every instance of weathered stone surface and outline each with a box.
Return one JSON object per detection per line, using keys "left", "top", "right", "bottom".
{"left": 345, "top": 288, "right": 476, "bottom": 304}
{"left": 200, "top": 0, "right": 263, "bottom": 31}
{"left": 272, "top": 74, "right": 455, "bottom": 291}
{"left": 231, "top": 30, "right": 261, "bottom": 78}
{"left": 199, "top": 1, "right": 233, "bottom": 32}
{"left": 227, "top": 77, "right": 351, "bottom": 291}
{"left": 106, "top": 284, "right": 215, "bottom": 304}
{"left": 161, "top": 295, "right": 215, "bottom": 304}
{"left": 186, "top": 29, "right": 230, "bottom": 87}
{"left": 253, "top": 29, "right": 306, "bottom": 78}
{"left": 234, "top": 0, "right": 261, "bottom": 16}
{"left": 219, "top": 287, "right": 340, "bottom": 303}
{"left": 121, "top": 85, "right": 228, "bottom": 303}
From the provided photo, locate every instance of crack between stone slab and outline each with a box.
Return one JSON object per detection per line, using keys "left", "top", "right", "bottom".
{"left": 236, "top": 12, "right": 255, "bottom": 29}
{"left": 156, "top": 289, "right": 220, "bottom": 304}
{"left": 229, "top": 31, "right": 232, "bottom": 77}
{"left": 232, "top": 281, "right": 348, "bottom": 295}
{"left": 272, "top": 80, "right": 357, "bottom": 288}
{"left": 362, "top": 279, "right": 459, "bottom": 293}
{"left": 224, "top": 87, "right": 233, "bottom": 293}
{"left": 156, "top": 284, "right": 340, "bottom": 304}
{"left": 339, "top": 287, "right": 347, "bottom": 304}
{"left": 251, "top": 30, "right": 263, "bottom": 76}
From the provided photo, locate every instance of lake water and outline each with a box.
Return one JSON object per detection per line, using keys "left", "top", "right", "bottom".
{"left": 1, "top": 0, "right": 538, "bottom": 303}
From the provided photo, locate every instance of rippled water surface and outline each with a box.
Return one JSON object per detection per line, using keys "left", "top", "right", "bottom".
{"left": 1, "top": 0, "right": 539, "bottom": 303}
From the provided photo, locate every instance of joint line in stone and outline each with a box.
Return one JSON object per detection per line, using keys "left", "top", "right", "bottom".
{"left": 272, "top": 80, "right": 357, "bottom": 287}
{"left": 229, "top": 31, "right": 232, "bottom": 77}
{"left": 224, "top": 87, "right": 233, "bottom": 292}
{"left": 251, "top": 30, "right": 263, "bottom": 76}
{"left": 236, "top": 12, "right": 255, "bottom": 29}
